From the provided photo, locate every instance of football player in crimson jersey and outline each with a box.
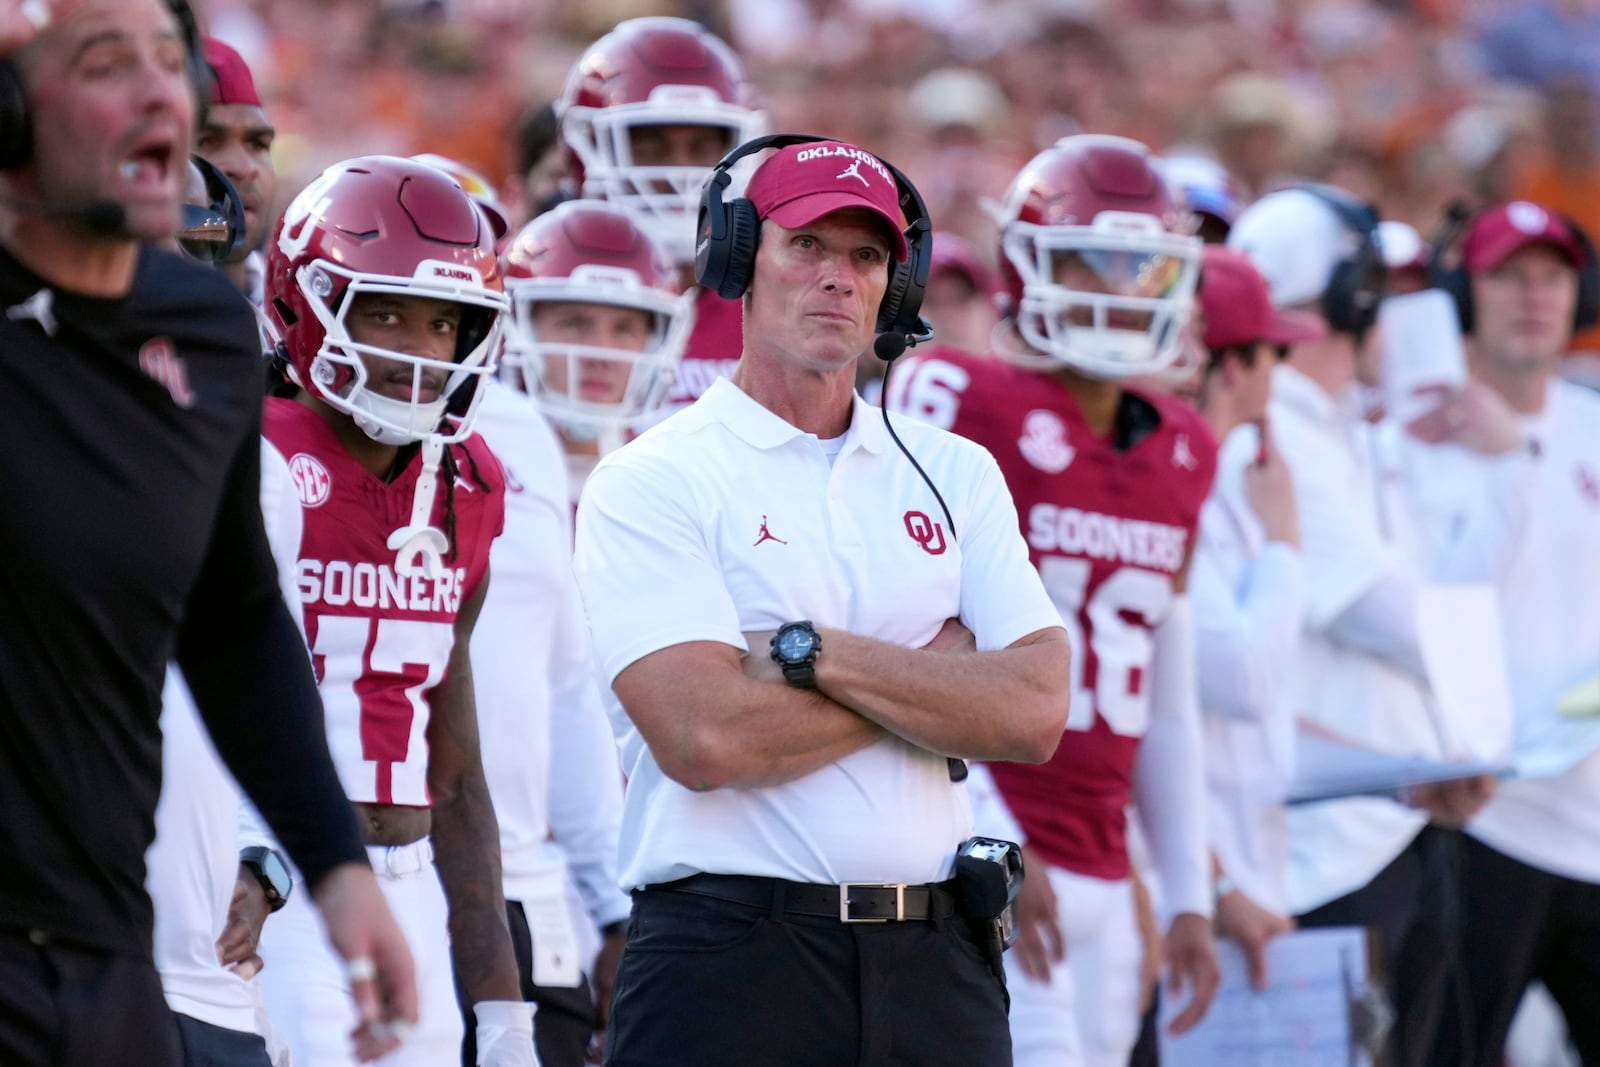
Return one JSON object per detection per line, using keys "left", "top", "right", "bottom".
{"left": 890, "top": 134, "right": 1221, "bottom": 1066}
{"left": 555, "top": 16, "right": 763, "bottom": 410}
{"left": 255, "top": 156, "right": 535, "bottom": 1067}
{"left": 462, "top": 198, "right": 690, "bottom": 1067}
{"left": 500, "top": 199, "right": 694, "bottom": 496}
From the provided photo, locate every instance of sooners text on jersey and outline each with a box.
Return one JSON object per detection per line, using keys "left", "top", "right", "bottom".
{"left": 894, "top": 347, "right": 1216, "bottom": 880}
{"left": 265, "top": 398, "right": 506, "bottom": 808}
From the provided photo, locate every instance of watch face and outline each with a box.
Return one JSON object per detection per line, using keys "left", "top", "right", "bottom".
{"left": 260, "top": 850, "right": 291, "bottom": 895}
{"left": 775, "top": 626, "right": 816, "bottom": 662}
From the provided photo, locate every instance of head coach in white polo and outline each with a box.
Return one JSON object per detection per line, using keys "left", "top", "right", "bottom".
{"left": 572, "top": 135, "right": 1072, "bottom": 1066}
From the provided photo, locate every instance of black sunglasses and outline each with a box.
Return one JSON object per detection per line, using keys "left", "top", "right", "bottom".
{"left": 177, "top": 155, "right": 247, "bottom": 264}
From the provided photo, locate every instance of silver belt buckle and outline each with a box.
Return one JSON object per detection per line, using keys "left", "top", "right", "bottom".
{"left": 839, "top": 882, "right": 904, "bottom": 922}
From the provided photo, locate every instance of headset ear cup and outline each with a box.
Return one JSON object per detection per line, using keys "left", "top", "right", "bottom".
{"left": 1566, "top": 217, "right": 1600, "bottom": 333}
{"left": 1322, "top": 261, "right": 1356, "bottom": 336}
{"left": 1433, "top": 265, "right": 1474, "bottom": 334}
{"left": 714, "top": 198, "right": 761, "bottom": 300}
{"left": 876, "top": 262, "right": 911, "bottom": 336}
{"left": 0, "top": 60, "right": 31, "bottom": 172}
{"left": 1575, "top": 263, "right": 1600, "bottom": 333}
{"left": 876, "top": 224, "right": 929, "bottom": 336}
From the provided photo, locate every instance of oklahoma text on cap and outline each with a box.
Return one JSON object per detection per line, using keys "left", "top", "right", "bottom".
{"left": 744, "top": 142, "right": 908, "bottom": 261}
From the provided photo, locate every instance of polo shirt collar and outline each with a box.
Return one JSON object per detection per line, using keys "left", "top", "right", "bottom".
{"left": 700, "top": 376, "right": 892, "bottom": 455}
{"left": 1272, "top": 363, "right": 1340, "bottom": 428}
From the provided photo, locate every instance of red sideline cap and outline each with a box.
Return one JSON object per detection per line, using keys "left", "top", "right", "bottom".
{"left": 930, "top": 232, "right": 992, "bottom": 294}
{"left": 745, "top": 142, "right": 908, "bottom": 260}
{"left": 1462, "top": 201, "right": 1587, "bottom": 272}
{"left": 1200, "top": 246, "right": 1326, "bottom": 351}
{"left": 204, "top": 36, "right": 262, "bottom": 108}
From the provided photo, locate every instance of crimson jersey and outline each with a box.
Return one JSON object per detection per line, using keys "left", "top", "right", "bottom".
{"left": 667, "top": 286, "right": 743, "bottom": 407}
{"left": 892, "top": 347, "right": 1216, "bottom": 880}
{"left": 264, "top": 398, "right": 506, "bottom": 807}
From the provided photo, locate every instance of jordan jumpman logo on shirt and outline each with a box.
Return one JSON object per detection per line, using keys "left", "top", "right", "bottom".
{"left": 754, "top": 515, "right": 787, "bottom": 546}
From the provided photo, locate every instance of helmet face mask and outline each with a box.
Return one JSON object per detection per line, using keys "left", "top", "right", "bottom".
{"left": 505, "top": 273, "right": 692, "bottom": 437}
{"left": 998, "top": 136, "right": 1201, "bottom": 379}
{"left": 296, "top": 261, "right": 506, "bottom": 445}
{"left": 500, "top": 201, "right": 692, "bottom": 438}
{"left": 1004, "top": 214, "right": 1200, "bottom": 378}
{"left": 558, "top": 17, "right": 765, "bottom": 265}
{"left": 267, "top": 156, "right": 510, "bottom": 446}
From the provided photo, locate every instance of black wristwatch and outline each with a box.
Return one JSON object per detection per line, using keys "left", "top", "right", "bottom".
{"left": 770, "top": 620, "right": 822, "bottom": 690}
{"left": 239, "top": 846, "right": 293, "bottom": 913}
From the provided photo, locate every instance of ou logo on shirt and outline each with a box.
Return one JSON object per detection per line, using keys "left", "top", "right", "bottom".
{"left": 289, "top": 452, "right": 332, "bottom": 507}
{"left": 905, "top": 511, "right": 947, "bottom": 556}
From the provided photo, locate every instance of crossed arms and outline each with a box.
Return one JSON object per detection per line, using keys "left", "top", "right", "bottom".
{"left": 612, "top": 623, "right": 1071, "bottom": 792}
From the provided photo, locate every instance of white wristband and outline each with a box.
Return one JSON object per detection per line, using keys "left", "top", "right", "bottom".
{"left": 474, "top": 1001, "right": 537, "bottom": 1067}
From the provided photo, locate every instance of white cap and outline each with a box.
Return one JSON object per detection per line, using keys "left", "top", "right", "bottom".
{"left": 1226, "top": 188, "right": 1357, "bottom": 309}
{"left": 907, "top": 67, "right": 1009, "bottom": 131}
{"left": 1376, "top": 220, "right": 1427, "bottom": 271}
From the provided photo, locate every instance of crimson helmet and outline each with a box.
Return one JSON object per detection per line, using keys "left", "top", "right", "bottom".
{"left": 266, "top": 156, "right": 508, "bottom": 445}
{"left": 500, "top": 200, "right": 692, "bottom": 437}
{"left": 997, "top": 135, "right": 1201, "bottom": 378}
{"left": 557, "top": 17, "right": 765, "bottom": 265}
{"left": 410, "top": 152, "right": 512, "bottom": 244}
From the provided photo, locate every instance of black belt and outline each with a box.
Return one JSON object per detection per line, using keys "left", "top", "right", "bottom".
{"left": 649, "top": 872, "right": 961, "bottom": 923}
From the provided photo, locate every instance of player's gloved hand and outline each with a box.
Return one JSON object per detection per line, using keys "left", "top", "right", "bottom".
{"left": 474, "top": 1000, "right": 539, "bottom": 1067}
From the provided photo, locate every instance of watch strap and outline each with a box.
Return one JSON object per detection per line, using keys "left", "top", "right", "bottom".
{"left": 780, "top": 656, "right": 817, "bottom": 689}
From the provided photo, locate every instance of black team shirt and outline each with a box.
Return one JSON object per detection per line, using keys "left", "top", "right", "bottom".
{"left": 0, "top": 242, "right": 367, "bottom": 956}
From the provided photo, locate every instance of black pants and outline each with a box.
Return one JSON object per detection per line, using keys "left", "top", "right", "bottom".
{"left": 1433, "top": 834, "right": 1600, "bottom": 1067}
{"left": 1294, "top": 826, "right": 1460, "bottom": 1067}
{"left": 461, "top": 899, "right": 597, "bottom": 1067}
{"left": 603, "top": 885, "right": 1010, "bottom": 1067}
{"left": 1127, "top": 988, "right": 1160, "bottom": 1067}
{"left": 174, "top": 1013, "right": 272, "bottom": 1067}
{"left": 0, "top": 929, "right": 181, "bottom": 1066}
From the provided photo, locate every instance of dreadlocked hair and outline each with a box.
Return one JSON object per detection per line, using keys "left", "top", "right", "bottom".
{"left": 439, "top": 441, "right": 494, "bottom": 564}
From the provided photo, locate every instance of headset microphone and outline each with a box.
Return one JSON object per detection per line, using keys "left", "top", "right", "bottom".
{"left": 0, "top": 192, "right": 126, "bottom": 236}
{"left": 872, "top": 315, "right": 935, "bottom": 363}
{"left": 873, "top": 331, "right": 908, "bottom": 362}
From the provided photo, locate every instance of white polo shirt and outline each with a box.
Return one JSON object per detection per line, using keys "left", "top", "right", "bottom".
{"left": 1269, "top": 366, "right": 1434, "bottom": 915}
{"left": 1194, "top": 423, "right": 1305, "bottom": 913}
{"left": 574, "top": 377, "right": 1061, "bottom": 890}
{"left": 1424, "top": 382, "right": 1600, "bottom": 882}
{"left": 470, "top": 382, "right": 631, "bottom": 978}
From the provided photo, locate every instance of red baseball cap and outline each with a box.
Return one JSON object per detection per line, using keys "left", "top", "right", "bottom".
{"left": 930, "top": 232, "right": 992, "bottom": 294}
{"left": 1200, "top": 246, "right": 1327, "bottom": 351}
{"left": 203, "top": 36, "right": 262, "bottom": 108}
{"left": 744, "top": 142, "right": 908, "bottom": 260}
{"left": 1462, "top": 201, "right": 1588, "bottom": 272}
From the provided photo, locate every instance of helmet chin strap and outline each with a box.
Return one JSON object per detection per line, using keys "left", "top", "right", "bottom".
{"left": 555, "top": 415, "right": 602, "bottom": 445}
{"left": 386, "top": 437, "right": 449, "bottom": 578}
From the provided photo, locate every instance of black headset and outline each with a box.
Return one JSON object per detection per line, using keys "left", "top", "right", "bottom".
{"left": 695, "top": 133, "right": 933, "bottom": 356}
{"left": 1428, "top": 201, "right": 1600, "bottom": 335}
{"left": 1297, "top": 183, "right": 1388, "bottom": 339}
{"left": 0, "top": 0, "right": 210, "bottom": 172}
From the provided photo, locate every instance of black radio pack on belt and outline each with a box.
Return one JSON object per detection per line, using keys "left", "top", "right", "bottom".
{"left": 954, "top": 834, "right": 1025, "bottom": 993}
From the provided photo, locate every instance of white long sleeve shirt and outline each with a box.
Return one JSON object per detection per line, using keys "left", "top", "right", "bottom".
{"left": 471, "top": 382, "right": 630, "bottom": 984}
{"left": 1194, "top": 423, "right": 1305, "bottom": 912}
{"left": 1408, "top": 381, "right": 1600, "bottom": 882}
{"left": 1271, "top": 366, "right": 1434, "bottom": 915}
